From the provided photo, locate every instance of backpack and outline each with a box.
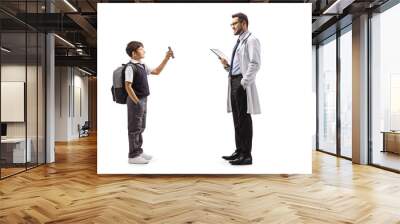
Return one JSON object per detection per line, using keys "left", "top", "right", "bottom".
{"left": 111, "top": 62, "right": 137, "bottom": 104}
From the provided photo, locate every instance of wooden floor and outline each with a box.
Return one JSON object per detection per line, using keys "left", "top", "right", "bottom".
{"left": 1, "top": 163, "right": 45, "bottom": 178}
{"left": 1, "top": 134, "right": 400, "bottom": 223}
{"left": 0, "top": 167, "right": 26, "bottom": 178}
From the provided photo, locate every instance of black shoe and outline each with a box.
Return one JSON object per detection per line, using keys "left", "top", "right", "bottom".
{"left": 222, "top": 151, "right": 241, "bottom": 161}
{"left": 229, "top": 155, "right": 252, "bottom": 165}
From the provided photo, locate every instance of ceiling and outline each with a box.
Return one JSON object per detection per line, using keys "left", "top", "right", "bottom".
{"left": 0, "top": 0, "right": 393, "bottom": 75}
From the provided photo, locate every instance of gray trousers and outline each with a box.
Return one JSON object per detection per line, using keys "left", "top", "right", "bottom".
{"left": 127, "top": 97, "right": 147, "bottom": 158}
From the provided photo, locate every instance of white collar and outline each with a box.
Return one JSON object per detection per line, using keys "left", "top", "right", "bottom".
{"left": 130, "top": 59, "right": 142, "bottom": 64}
{"left": 238, "top": 31, "right": 250, "bottom": 42}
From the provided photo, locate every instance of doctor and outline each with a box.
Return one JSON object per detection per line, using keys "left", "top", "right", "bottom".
{"left": 220, "top": 12, "right": 261, "bottom": 165}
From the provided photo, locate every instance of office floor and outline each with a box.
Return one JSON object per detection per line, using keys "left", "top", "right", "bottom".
{"left": 0, "top": 167, "right": 25, "bottom": 177}
{"left": 1, "top": 163, "right": 45, "bottom": 178}
{"left": 0, "top": 134, "right": 400, "bottom": 223}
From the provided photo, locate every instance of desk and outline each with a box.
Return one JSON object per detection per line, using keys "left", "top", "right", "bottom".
{"left": 381, "top": 131, "right": 400, "bottom": 154}
{"left": 1, "top": 138, "right": 31, "bottom": 163}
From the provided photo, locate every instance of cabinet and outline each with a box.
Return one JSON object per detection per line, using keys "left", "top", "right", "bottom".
{"left": 382, "top": 131, "right": 400, "bottom": 154}
{"left": 0, "top": 138, "right": 32, "bottom": 164}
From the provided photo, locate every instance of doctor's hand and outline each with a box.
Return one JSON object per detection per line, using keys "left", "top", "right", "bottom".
{"left": 220, "top": 58, "right": 229, "bottom": 68}
{"left": 220, "top": 58, "right": 228, "bottom": 65}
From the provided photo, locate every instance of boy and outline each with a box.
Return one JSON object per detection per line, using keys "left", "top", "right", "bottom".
{"left": 124, "top": 41, "right": 174, "bottom": 164}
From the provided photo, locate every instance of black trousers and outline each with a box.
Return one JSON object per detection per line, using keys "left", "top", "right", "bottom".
{"left": 230, "top": 75, "right": 253, "bottom": 156}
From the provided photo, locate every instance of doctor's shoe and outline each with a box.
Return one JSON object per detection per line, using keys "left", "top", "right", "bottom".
{"left": 222, "top": 151, "right": 241, "bottom": 161}
{"left": 230, "top": 155, "right": 252, "bottom": 165}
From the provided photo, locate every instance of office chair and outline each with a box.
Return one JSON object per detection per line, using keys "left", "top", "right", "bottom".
{"left": 79, "top": 121, "right": 90, "bottom": 138}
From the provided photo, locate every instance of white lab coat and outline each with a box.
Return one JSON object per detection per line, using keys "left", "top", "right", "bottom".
{"left": 225, "top": 32, "right": 261, "bottom": 114}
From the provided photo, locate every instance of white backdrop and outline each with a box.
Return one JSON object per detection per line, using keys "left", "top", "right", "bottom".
{"left": 97, "top": 3, "right": 312, "bottom": 174}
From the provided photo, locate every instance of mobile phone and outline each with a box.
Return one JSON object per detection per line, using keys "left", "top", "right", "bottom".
{"left": 168, "top": 46, "right": 174, "bottom": 59}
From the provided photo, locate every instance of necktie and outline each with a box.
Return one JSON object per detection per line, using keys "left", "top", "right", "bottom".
{"left": 229, "top": 39, "right": 240, "bottom": 76}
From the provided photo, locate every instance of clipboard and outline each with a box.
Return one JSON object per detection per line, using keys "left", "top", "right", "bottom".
{"left": 210, "top": 48, "right": 229, "bottom": 63}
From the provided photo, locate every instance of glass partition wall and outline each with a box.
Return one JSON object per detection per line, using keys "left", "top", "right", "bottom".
{"left": 316, "top": 0, "right": 400, "bottom": 173}
{"left": 339, "top": 27, "right": 352, "bottom": 159}
{"left": 0, "top": 1, "right": 46, "bottom": 179}
{"left": 370, "top": 2, "right": 400, "bottom": 171}
{"left": 316, "top": 26, "right": 353, "bottom": 159}
{"left": 317, "top": 35, "right": 337, "bottom": 155}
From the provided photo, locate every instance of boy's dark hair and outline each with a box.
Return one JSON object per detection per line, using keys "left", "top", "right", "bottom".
{"left": 232, "top": 12, "right": 249, "bottom": 27}
{"left": 126, "top": 41, "right": 143, "bottom": 57}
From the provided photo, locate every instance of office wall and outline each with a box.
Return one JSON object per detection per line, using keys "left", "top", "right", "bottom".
{"left": 1, "top": 65, "right": 42, "bottom": 139}
{"left": 88, "top": 77, "right": 97, "bottom": 132}
{"left": 312, "top": 45, "right": 317, "bottom": 150}
{"left": 73, "top": 71, "right": 89, "bottom": 138}
{"left": 1, "top": 82, "right": 24, "bottom": 122}
{"left": 55, "top": 67, "right": 89, "bottom": 141}
{"left": 55, "top": 66, "right": 69, "bottom": 141}
{"left": 1, "top": 63, "right": 45, "bottom": 167}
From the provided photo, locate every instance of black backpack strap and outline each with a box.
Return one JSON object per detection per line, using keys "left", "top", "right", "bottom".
{"left": 122, "top": 62, "right": 138, "bottom": 83}
{"left": 125, "top": 61, "right": 138, "bottom": 73}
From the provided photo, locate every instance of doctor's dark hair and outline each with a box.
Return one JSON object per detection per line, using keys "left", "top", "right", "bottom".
{"left": 232, "top": 12, "right": 249, "bottom": 27}
{"left": 126, "top": 41, "right": 143, "bottom": 57}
